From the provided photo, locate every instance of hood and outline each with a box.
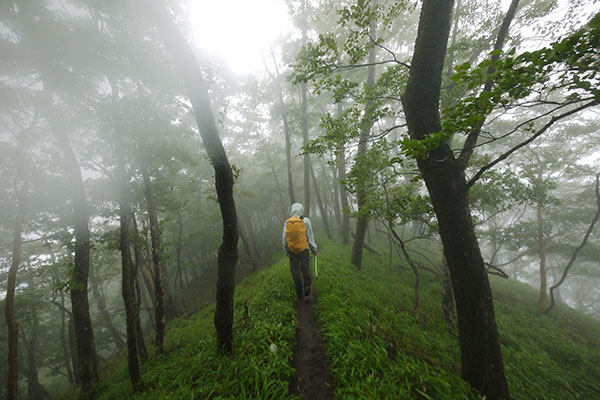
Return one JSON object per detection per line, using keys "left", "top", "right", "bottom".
{"left": 290, "top": 203, "right": 304, "bottom": 218}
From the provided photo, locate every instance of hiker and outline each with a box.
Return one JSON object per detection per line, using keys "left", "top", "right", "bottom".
{"left": 282, "top": 203, "right": 318, "bottom": 300}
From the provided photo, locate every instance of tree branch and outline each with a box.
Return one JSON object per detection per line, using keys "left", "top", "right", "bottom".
{"left": 544, "top": 173, "right": 600, "bottom": 314}
{"left": 467, "top": 99, "right": 600, "bottom": 188}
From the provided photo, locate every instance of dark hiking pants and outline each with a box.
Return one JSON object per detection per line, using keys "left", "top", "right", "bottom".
{"left": 289, "top": 249, "right": 311, "bottom": 299}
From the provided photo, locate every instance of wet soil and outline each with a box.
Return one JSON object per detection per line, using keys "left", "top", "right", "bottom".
{"left": 289, "top": 293, "right": 335, "bottom": 399}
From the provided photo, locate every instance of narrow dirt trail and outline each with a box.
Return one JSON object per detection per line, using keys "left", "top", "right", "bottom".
{"left": 289, "top": 294, "right": 335, "bottom": 399}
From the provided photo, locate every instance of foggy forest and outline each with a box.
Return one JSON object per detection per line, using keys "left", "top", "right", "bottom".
{"left": 1, "top": 0, "right": 600, "bottom": 399}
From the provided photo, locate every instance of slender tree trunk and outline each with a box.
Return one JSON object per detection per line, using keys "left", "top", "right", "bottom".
{"left": 269, "top": 48, "right": 296, "bottom": 205}
{"left": 142, "top": 166, "right": 166, "bottom": 354}
{"left": 310, "top": 162, "right": 332, "bottom": 238}
{"left": 337, "top": 103, "right": 351, "bottom": 245}
{"left": 402, "top": 1, "right": 509, "bottom": 398}
{"left": 148, "top": 1, "right": 239, "bottom": 353}
{"left": 109, "top": 78, "right": 141, "bottom": 387}
{"left": 330, "top": 161, "right": 343, "bottom": 235}
{"left": 58, "top": 290, "right": 75, "bottom": 384}
{"left": 537, "top": 203, "right": 548, "bottom": 310}
{"left": 175, "top": 210, "right": 186, "bottom": 310}
{"left": 351, "top": 0, "right": 378, "bottom": 267}
{"left": 132, "top": 215, "right": 148, "bottom": 359}
{"left": 5, "top": 136, "right": 27, "bottom": 400}
{"left": 300, "top": 0, "right": 311, "bottom": 215}
{"left": 271, "top": 166, "right": 288, "bottom": 219}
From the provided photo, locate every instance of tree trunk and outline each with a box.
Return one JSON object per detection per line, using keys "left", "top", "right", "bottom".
{"left": 536, "top": 203, "right": 548, "bottom": 310}
{"left": 148, "top": 1, "right": 239, "bottom": 353}
{"left": 142, "top": 166, "right": 166, "bottom": 354}
{"left": 301, "top": 82, "right": 311, "bottom": 216}
{"left": 22, "top": 306, "right": 51, "bottom": 400}
{"left": 5, "top": 134, "right": 28, "bottom": 400}
{"left": 310, "top": 162, "right": 332, "bottom": 238}
{"left": 58, "top": 289, "right": 75, "bottom": 384}
{"left": 44, "top": 87, "right": 99, "bottom": 390}
{"left": 402, "top": 1, "right": 509, "bottom": 398}
{"left": 351, "top": 0, "right": 378, "bottom": 268}
{"left": 175, "top": 210, "right": 186, "bottom": 310}
{"left": 330, "top": 161, "right": 343, "bottom": 235}
{"left": 109, "top": 78, "right": 141, "bottom": 387}
{"left": 337, "top": 103, "right": 351, "bottom": 245}
{"left": 270, "top": 48, "right": 296, "bottom": 205}
{"left": 441, "top": 255, "right": 455, "bottom": 326}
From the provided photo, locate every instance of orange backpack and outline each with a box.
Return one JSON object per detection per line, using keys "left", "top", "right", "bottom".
{"left": 285, "top": 217, "right": 307, "bottom": 254}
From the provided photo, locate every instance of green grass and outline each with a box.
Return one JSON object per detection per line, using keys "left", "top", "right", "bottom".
{"left": 64, "top": 240, "right": 600, "bottom": 399}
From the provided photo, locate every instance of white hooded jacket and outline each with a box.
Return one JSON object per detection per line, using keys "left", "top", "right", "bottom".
{"left": 281, "top": 203, "right": 318, "bottom": 252}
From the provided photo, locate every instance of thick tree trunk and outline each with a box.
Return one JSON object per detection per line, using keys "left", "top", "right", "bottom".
{"left": 351, "top": 1, "right": 378, "bottom": 267}
{"left": 148, "top": 1, "right": 239, "bottom": 353}
{"left": 402, "top": 1, "right": 509, "bottom": 398}
{"left": 441, "top": 255, "right": 455, "bottom": 326}
{"left": 536, "top": 203, "right": 548, "bottom": 310}
{"left": 45, "top": 91, "right": 99, "bottom": 390}
{"left": 142, "top": 166, "right": 166, "bottom": 354}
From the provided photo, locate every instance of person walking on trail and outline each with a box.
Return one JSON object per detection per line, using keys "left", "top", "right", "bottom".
{"left": 282, "top": 203, "right": 318, "bottom": 300}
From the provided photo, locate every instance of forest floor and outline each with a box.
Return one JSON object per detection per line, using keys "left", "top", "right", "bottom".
{"left": 289, "top": 291, "right": 335, "bottom": 400}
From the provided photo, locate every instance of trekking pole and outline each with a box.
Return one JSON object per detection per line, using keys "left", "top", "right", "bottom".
{"left": 315, "top": 253, "right": 318, "bottom": 280}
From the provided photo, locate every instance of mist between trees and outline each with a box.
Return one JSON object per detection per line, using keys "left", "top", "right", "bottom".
{"left": 1, "top": 0, "right": 599, "bottom": 399}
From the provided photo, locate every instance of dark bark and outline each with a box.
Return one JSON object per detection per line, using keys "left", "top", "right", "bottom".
{"left": 45, "top": 90, "right": 99, "bottom": 390}
{"left": 132, "top": 215, "right": 148, "bottom": 360}
{"left": 148, "top": 1, "right": 239, "bottom": 353}
{"left": 142, "top": 166, "right": 166, "bottom": 354}
{"left": 68, "top": 314, "right": 79, "bottom": 383}
{"left": 402, "top": 1, "right": 509, "bottom": 398}
{"left": 441, "top": 255, "right": 455, "bottom": 326}
{"left": 21, "top": 307, "right": 51, "bottom": 400}
{"left": 58, "top": 290, "right": 75, "bottom": 384}
{"left": 351, "top": 0, "right": 378, "bottom": 268}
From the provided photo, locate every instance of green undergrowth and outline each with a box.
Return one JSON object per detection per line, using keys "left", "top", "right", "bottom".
{"left": 75, "top": 257, "right": 299, "bottom": 400}
{"left": 66, "top": 240, "right": 600, "bottom": 399}
{"left": 313, "top": 241, "right": 600, "bottom": 399}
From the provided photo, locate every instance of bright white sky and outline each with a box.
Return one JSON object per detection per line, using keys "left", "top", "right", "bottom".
{"left": 187, "top": 0, "right": 292, "bottom": 75}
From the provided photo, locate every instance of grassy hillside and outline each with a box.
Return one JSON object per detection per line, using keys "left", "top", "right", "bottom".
{"left": 67, "top": 240, "right": 600, "bottom": 399}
